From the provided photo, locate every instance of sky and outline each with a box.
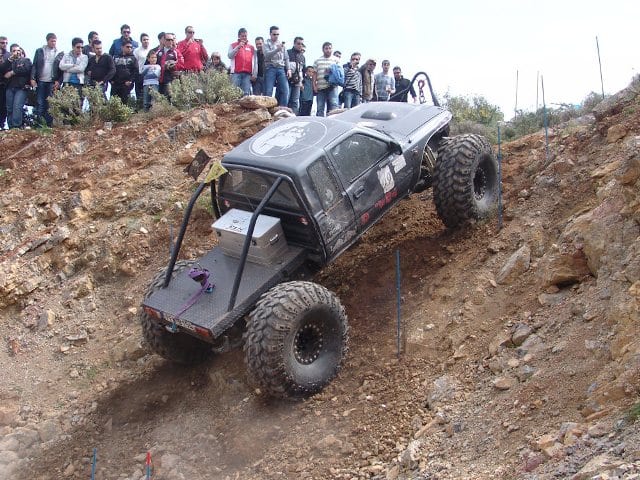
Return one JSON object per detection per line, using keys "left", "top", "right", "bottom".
{"left": 6, "top": 0, "right": 638, "bottom": 120}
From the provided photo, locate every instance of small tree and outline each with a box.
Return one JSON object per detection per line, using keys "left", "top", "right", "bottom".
{"left": 444, "top": 93, "right": 504, "bottom": 143}
{"left": 49, "top": 85, "right": 133, "bottom": 125}
{"left": 168, "top": 70, "right": 242, "bottom": 110}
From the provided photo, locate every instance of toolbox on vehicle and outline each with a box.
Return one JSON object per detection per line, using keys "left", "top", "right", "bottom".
{"left": 212, "top": 209, "right": 289, "bottom": 266}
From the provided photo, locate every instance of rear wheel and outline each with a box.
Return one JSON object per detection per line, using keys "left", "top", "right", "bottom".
{"left": 243, "top": 281, "right": 348, "bottom": 399}
{"left": 433, "top": 134, "right": 499, "bottom": 228}
{"left": 139, "top": 260, "right": 213, "bottom": 365}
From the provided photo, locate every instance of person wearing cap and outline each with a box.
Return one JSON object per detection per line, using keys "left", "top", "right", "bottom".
{"left": 207, "top": 52, "right": 228, "bottom": 74}
{"left": 359, "top": 59, "right": 376, "bottom": 103}
{"left": 286, "top": 36, "right": 306, "bottom": 114}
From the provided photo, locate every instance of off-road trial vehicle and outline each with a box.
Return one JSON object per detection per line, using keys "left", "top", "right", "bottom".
{"left": 140, "top": 75, "right": 499, "bottom": 399}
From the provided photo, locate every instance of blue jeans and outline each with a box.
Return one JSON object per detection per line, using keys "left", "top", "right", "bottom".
{"left": 265, "top": 66, "right": 289, "bottom": 106}
{"left": 143, "top": 84, "right": 159, "bottom": 111}
{"left": 6, "top": 87, "right": 27, "bottom": 128}
{"left": 231, "top": 72, "right": 252, "bottom": 96}
{"left": 287, "top": 84, "right": 301, "bottom": 114}
{"left": 252, "top": 76, "right": 264, "bottom": 95}
{"left": 35, "top": 81, "right": 55, "bottom": 126}
{"left": 316, "top": 86, "right": 338, "bottom": 117}
{"left": 343, "top": 89, "right": 361, "bottom": 109}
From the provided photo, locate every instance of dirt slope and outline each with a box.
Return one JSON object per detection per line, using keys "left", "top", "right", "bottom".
{"left": 0, "top": 89, "right": 639, "bottom": 480}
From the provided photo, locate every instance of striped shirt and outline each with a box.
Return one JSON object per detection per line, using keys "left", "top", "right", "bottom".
{"left": 313, "top": 55, "right": 338, "bottom": 91}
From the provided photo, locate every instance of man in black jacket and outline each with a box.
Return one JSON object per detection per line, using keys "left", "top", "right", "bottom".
{"left": 85, "top": 40, "right": 115, "bottom": 94}
{"left": 110, "top": 41, "right": 137, "bottom": 104}
{"left": 1, "top": 44, "right": 32, "bottom": 129}
{"left": 286, "top": 37, "right": 306, "bottom": 114}
{"left": 30, "top": 33, "right": 59, "bottom": 126}
{"left": 0, "top": 36, "right": 9, "bottom": 129}
{"left": 389, "top": 66, "right": 417, "bottom": 103}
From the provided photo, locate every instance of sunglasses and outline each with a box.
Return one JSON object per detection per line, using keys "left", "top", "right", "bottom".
{"left": 187, "top": 30, "right": 195, "bottom": 34}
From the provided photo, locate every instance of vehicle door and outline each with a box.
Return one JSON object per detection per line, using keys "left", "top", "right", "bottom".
{"left": 328, "top": 132, "right": 411, "bottom": 232}
{"left": 306, "top": 156, "right": 358, "bottom": 258}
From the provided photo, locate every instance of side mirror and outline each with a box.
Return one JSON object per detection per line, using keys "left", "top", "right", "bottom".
{"left": 389, "top": 141, "right": 403, "bottom": 155}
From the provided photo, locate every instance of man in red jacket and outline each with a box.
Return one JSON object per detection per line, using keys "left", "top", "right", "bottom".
{"left": 227, "top": 28, "right": 257, "bottom": 96}
{"left": 176, "top": 26, "right": 208, "bottom": 73}
{"left": 157, "top": 33, "right": 184, "bottom": 97}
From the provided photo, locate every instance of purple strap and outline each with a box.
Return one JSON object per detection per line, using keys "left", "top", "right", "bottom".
{"left": 171, "top": 266, "right": 214, "bottom": 325}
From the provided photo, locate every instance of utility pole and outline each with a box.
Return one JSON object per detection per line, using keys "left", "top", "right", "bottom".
{"left": 514, "top": 69, "right": 519, "bottom": 120}
{"left": 536, "top": 71, "right": 539, "bottom": 112}
{"left": 596, "top": 36, "right": 605, "bottom": 100}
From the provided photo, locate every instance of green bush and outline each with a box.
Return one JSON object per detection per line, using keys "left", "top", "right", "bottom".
{"left": 145, "top": 88, "right": 178, "bottom": 118}
{"left": 48, "top": 87, "right": 85, "bottom": 125}
{"left": 168, "top": 70, "right": 242, "bottom": 110}
{"left": 49, "top": 85, "right": 133, "bottom": 125}
{"left": 443, "top": 93, "right": 504, "bottom": 144}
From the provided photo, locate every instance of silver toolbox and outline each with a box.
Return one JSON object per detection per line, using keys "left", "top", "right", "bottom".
{"left": 212, "top": 209, "right": 289, "bottom": 266}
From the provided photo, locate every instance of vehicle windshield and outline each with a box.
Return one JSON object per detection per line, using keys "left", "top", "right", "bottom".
{"left": 220, "top": 169, "right": 301, "bottom": 209}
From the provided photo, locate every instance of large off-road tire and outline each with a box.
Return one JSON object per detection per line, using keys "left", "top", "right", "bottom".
{"left": 433, "top": 134, "right": 499, "bottom": 228}
{"left": 139, "top": 260, "right": 212, "bottom": 365}
{"left": 243, "top": 281, "right": 349, "bottom": 399}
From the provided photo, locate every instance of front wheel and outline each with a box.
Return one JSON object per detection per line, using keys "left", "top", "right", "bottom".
{"left": 433, "top": 134, "right": 499, "bottom": 228}
{"left": 243, "top": 281, "right": 349, "bottom": 399}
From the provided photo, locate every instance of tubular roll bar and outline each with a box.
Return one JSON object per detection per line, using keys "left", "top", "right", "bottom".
{"left": 162, "top": 175, "right": 285, "bottom": 313}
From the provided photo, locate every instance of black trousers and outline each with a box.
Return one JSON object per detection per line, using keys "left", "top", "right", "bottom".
{"left": 0, "top": 83, "right": 7, "bottom": 129}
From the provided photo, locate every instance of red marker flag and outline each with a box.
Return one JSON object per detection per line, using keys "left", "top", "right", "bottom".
{"left": 145, "top": 451, "right": 152, "bottom": 479}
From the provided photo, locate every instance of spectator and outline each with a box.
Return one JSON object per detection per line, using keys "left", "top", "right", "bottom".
{"left": 374, "top": 59, "right": 395, "bottom": 101}
{"left": 206, "top": 52, "right": 228, "bottom": 74}
{"left": 1, "top": 44, "right": 32, "bottom": 129}
{"left": 359, "top": 59, "right": 376, "bottom": 103}
{"left": 299, "top": 65, "right": 315, "bottom": 116}
{"left": 313, "top": 41, "right": 339, "bottom": 116}
{"left": 83, "top": 31, "right": 99, "bottom": 57}
{"left": 286, "top": 36, "right": 305, "bottom": 114}
{"left": 156, "top": 33, "right": 184, "bottom": 97}
{"left": 109, "top": 24, "right": 138, "bottom": 57}
{"left": 177, "top": 26, "right": 208, "bottom": 73}
{"left": 133, "top": 33, "right": 151, "bottom": 110}
{"left": 227, "top": 27, "right": 256, "bottom": 96}
{"left": 85, "top": 40, "right": 115, "bottom": 93}
{"left": 252, "top": 36, "right": 265, "bottom": 95}
{"left": 153, "top": 32, "right": 165, "bottom": 53}
{"left": 30, "top": 33, "right": 59, "bottom": 126}
{"left": 390, "top": 66, "right": 417, "bottom": 103}
{"left": 342, "top": 52, "right": 362, "bottom": 109}
{"left": 111, "top": 41, "right": 138, "bottom": 104}
{"left": 263, "top": 26, "right": 289, "bottom": 106}
{"left": 0, "top": 36, "right": 9, "bottom": 129}
{"left": 59, "top": 37, "right": 88, "bottom": 97}
{"left": 140, "top": 50, "right": 161, "bottom": 111}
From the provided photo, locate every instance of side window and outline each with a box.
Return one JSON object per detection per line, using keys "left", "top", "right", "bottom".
{"left": 308, "top": 156, "right": 341, "bottom": 211}
{"left": 330, "top": 133, "right": 389, "bottom": 182}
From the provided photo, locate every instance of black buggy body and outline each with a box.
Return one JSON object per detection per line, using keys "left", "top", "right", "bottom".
{"left": 141, "top": 94, "right": 499, "bottom": 398}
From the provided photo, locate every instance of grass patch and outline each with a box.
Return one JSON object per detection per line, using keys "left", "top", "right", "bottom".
{"left": 627, "top": 400, "right": 640, "bottom": 422}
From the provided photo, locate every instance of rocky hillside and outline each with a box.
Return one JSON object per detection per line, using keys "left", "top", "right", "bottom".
{"left": 0, "top": 84, "right": 638, "bottom": 480}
